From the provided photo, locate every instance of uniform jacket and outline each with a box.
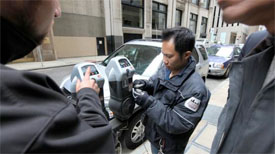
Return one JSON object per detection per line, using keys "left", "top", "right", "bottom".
{"left": 0, "top": 18, "right": 115, "bottom": 153}
{"left": 211, "top": 31, "right": 275, "bottom": 153}
{"left": 143, "top": 57, "right": 211, "bottom": 154}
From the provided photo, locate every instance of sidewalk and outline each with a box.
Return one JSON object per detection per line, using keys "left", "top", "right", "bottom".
{"left": 128, "top": 79, "right": 229, "bottom": 154}
{"left": 7, "top": 56, "right": 108, "bottom": 71}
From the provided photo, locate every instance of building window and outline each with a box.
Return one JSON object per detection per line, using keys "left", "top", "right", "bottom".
{"left": 189, "top": 13, "right": 198, "bottom": 34}
{"left": 212, "top": 6, "right": 216, "bottom": 28}
{"left": 152, "top": 2, "right": 167, "bottom": 30}
{"left": 201, "top": 0, "right": 210, "bottom": 9}
{"left": 200, "top": 17, "right": 208, "bottom": 38}
{"left": 152, "top": 35, "right": 162, "bottom": 39}
{"left": 175, "top": 9, "right": 182, "bottom": 27}
{"left": 122, "top": 0, "right": 144, "bottom": 28}
{"left": 191, "top": 0, "right": 199, "bottom": 5}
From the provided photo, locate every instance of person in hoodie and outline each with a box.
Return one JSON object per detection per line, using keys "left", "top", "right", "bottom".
{"left": 132, "top": 27, "right": 211, "bottom": 154}
{"left": 211, "top": 0, "right": 274, "bottom": 153}
{"left": 0, "top": 0, "right": 115, "bottom": 153}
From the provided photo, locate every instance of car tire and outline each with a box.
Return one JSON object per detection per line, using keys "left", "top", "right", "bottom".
{"left": 122, "top": 112, "right": 146, "bottom": 150}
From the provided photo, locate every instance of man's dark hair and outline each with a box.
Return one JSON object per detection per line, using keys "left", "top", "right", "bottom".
{"left": 162, "top": 27, "right": 195, "bottom": 56}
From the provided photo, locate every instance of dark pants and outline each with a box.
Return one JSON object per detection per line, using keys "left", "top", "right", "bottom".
{"left": 151, "top": 144, "right": 159, "bottom": 154}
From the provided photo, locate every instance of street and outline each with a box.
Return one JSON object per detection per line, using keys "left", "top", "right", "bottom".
{"left": 32, "top": 65, "right": 74, "bottom": 86}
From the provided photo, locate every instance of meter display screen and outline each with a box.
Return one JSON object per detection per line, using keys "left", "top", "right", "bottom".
{"left": 119, "top": 59, "right": 130, "bottom": 68}
{"left": 82, "top": 65, "right": 99, "bottom": 76}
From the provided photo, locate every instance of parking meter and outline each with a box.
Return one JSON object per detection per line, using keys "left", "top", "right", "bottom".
{"left": 65, "top": 62, "right": 109, "bottom": 119}
{"left": 105, "top": 56, "right": 135, "bottom": 121}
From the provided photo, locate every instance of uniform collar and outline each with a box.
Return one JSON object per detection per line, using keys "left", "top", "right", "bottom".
{"left": 160, "top": 56, "right": 196, "bottom": 88}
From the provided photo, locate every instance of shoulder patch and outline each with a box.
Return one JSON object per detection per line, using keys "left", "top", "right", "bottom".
{"left": 184, "top": 97, "right": 201, "bottom": 112}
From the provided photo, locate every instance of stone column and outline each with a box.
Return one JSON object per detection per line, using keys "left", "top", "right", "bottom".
{"left": 144, "top": 0, "right": 152, "bottom": 39}
{"left": 104, "top": 0, "right": 123, "bottom": 54}
{"left": 167, "top": 0, "right": 177, "bottom": 28}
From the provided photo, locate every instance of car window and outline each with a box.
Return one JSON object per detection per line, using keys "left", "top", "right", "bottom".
{"left": 135, "top": 46, "right": 160, "bottom": 74}
{"left": 102, "top": 44, "right": 161, "bottom": 75}
{"left": 207, "top": 46, "right": 234, "bottom": 58}
{"left": 234, "top": 47, "right": 241, "bottom": 55}
{"left": 102, "top": 45, "right": 137, "bottom": 66}
{"left": 192, "top": 48, "right": 199, "bottom": 64}
{"left": 197, "top": 45, "right": 208, "bottom": 60}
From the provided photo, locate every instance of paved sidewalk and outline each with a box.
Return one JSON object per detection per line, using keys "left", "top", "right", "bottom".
{"left": 128, "top": 79, "right": 229, "bottom": 154}
{"left": 7, "top": 56, "right": 108, "bottom": 71}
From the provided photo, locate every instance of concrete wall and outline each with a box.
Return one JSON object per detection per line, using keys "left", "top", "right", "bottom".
{"left": 60, "top": 0, "right": 104, "bottom": 17}
{"left": 209, "top": 1, "right": 260, "bottom": 45}
{"left": 104, "top": 0, "right": 123, "bottom": 54}
{"left": 53, "top": 0, "right": 106, "bottom": 58}
{"left": 176, "top": 0, "right": 185, "bottom": 27}
{"left": 144, "top": 0, "right": 153, "bottom": 38}
{"left": 154, "top": 0, "right": 168, "bottom": 5}
{"left": 54, "top": 13, "right": 105, "bottom": 37}
{"left": 54, "top": 37, "right": 98, "bottom": 58}
{"left": 52, "top": 0, "right": 215, "bottom": 59}
{"left": 181, "top": 0, "right": 214, "bottom": 39}
{"left": 215, "top": 24, "right": 249, "bottom": 44}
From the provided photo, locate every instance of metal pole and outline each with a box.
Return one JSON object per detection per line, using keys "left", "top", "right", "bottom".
{"left": 37, "top": 46, "right": 44, "bottom": 67}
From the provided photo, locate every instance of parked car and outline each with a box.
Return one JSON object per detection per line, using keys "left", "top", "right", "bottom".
{"left": 196, "top": 38, "right": 210, "bottom": 48}
{"left": 61, "top": 39, "right": 209, "bottom": 152}
{"left": 207, "top": 44, "right": 241, "bottom": 78}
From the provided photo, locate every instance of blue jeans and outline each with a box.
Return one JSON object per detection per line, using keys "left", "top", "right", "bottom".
{"left": 151, "top": 144, "right": 159, "bottom": 154}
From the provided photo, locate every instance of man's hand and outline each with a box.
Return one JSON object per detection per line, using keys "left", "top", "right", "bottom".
{"left": 132, "top": 88, "right": 153, "bottom": 109}
{"left": 76, "top": 67, "right": 100, "bottom": 94}
{"left": 133, "top": 80, "right": 147, "bottom": 90}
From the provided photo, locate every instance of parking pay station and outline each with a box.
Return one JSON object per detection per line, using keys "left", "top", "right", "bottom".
{"left": 62, "top": 62, "right": 108, "bottom": 118}
{"left": 105, "top": 56, "right": 135, "bottom": 121}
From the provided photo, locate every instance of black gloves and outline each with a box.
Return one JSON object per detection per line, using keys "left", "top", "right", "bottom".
{"left": 132, "top": 88, "right": 154, "bottom": 109}
{"left": 133, "top": 79, "right": 154, "bottom": 94}
{"left": 133, "top": 80, "right": 147, "bottom": 90}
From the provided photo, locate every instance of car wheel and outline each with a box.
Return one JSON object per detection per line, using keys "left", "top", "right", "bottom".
{"left": 122, "top": 113, "right": 146, "bottom": 149}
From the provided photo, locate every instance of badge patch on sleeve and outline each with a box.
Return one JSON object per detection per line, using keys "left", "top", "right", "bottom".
{"left": 184, "top": 97, "right": 201, "bottom": 112}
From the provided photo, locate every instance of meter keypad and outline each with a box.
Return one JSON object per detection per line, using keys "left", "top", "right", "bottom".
{"left": 119, "top": 59, "right": 130, "bottom": 68}
{"left": 81, "top": 65, "right": 99, "bottom": 76}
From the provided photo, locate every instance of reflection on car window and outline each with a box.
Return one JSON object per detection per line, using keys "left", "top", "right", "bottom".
{"left": 198, "top": 45, "right": 208, "bottom": 60}
{"left": 102, "top": 44, "right": 161, "bottom": 75}
{"left": 191, "top": 48, "right": 199, "bottom": 64}
{"left": 207, "top": 46, "right": 234, "bottom": 58}
{"left": 234, "top": 47, "right": 241, "bottom": 55}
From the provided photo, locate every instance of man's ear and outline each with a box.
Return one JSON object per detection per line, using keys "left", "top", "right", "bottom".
{"left": 184, "top": 51, "right": 192, "bottom": 60}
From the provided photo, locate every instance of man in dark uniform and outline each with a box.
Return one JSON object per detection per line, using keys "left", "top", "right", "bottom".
{"left": 0, "top": 0, "right": 115, "bottom": 153}
{"left": 132, "top": 27, "right": 211, "bottom": 154}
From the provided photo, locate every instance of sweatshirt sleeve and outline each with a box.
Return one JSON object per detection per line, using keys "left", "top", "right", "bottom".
{"left": 76, "top": 88, "right": 109, "bottom": 127}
